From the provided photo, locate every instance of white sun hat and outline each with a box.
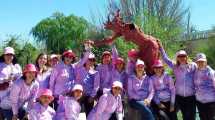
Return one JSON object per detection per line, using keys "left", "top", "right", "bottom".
{"left": 4, "top": 47, "right": 15, "bottom": 55}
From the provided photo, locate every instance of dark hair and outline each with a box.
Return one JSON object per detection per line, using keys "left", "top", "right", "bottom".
{"left": 134, "top": 65, "right": 146, "bottom": 76}
{"left": 176, "top": 57, "right": 188, "bottom": 66}
{"left": 129, "top": 23, "right": 136, "bottom": 30}
{"left": 101, "top": 54, "right": 112, "bottom": 64}
{"left": 35, "top": 53, "right": 47, "bottom": 68}
{"left": 21, "top": 75, "right": 36, "bottom": 82}
{"left": 83, "top": 58, "right": 97, "bottom": 68}
{"left": 115, "top": 62, "right": 125, "bottom": 71}
{"left": 0, "top": 55, "right": 18, "bottom": 65}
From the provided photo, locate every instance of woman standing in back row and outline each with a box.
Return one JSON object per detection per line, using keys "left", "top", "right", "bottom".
{"left": 150, "top": 60, "right": 177, "bottom": 120}
{"left": 193, "top": 53, "right": 215, "bottom": 120}
{"left": 49, "top": 49, "right": 76, "bottom": 110}
{"left": 0, "top": 47, "right": 22, "bottom": 101}
{"left": 158, "top": 40, "right": 196, "bottom": 120}
{"left": 35, "top": 53, "right": 52, "bottom": 90}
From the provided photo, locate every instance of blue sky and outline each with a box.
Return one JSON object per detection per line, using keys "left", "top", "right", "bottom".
{"left": 0, "top": 0, "right": 214, "bottom": 41}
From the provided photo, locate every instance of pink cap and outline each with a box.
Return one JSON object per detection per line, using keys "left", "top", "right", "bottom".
{"left": 128, "top": 49, "right": 138, "bottom": 58}
{"left": 72, "top": 84, "right": 83, "bottom": 92}
{"left": 63, "top": 50, "right": 76, "bottom": 58}
{"left": 153, "top": 60, "right": 164, "bottom": 68}
{"left": 112, "top": 81, "right": 123, "bottom": 89}
{"left": 38, "top": 89, "right": 54, "bottom": 101}
{"left": 115, "top": 57, "right": 125, "bottom": 65}
{"left": 23, "top": 64, "right": 37, "bottom": 73}
{"left": 4, "top": 47, "right": 15, "bottom": 55}
{"left": 50, "top": 54, "right": 58, "bottom": 59}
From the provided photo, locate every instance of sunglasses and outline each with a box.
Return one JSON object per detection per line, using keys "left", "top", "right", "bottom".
{"left": 113, "top": 87, "right": 122, "bottom": 91}
{"left": 154, "top": 67, "right": 163, "bottom": 69}
{"left": 88, "top": 58, "right": 96, "bottom": 62}
{"left": 177, "top": 55, "right": 187, "bottom": 58}
{"left": 65, "top": 55, "right": 74, "bottom": 59}
{"left": 5, "top": 54, "right": 14, "bottom": 56}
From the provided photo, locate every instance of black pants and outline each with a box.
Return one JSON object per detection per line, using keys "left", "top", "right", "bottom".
{"left": 80, "top": 95, "right": 95, "bottom": 116}
{"left": 152, "top": 101, "right": 177, "bottom": 120}
{"left": 197, "top": 101, "right": 215, "bottom": 120}
{"left": 96, "top": 89, "right": 103, "bottom": 99}
{"left": 109, "top": 112, "right": 117, "bottom": 120}
{"left": 50, "top": 97, "right": 59, "bottom": 110}
{"left": 176, "top": 95, "right": 196, "bottom": 120}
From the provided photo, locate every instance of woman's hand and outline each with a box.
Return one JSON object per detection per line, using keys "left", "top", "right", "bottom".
{"left": 158, "top": 103, "right": 166, "bottom": 109}
{"left": 84, "top": 40, "right": 94, "bottom": 51}
{"left": 156, "top": 39, "right": 163, "bottom": 49}
{"left": 23, "top": 113, "right": 29, "bottom": 120}
{"left": 143, "top": 99, "right": 151, "bottom": 106}
{"left": 170, "top": 104, "right": 175, "bottom": 112}
{"left": 12, "top": 115, "right": 18, "bottom": 120}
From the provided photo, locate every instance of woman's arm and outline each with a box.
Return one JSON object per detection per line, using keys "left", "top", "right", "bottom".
{"left": 95, "top": 94, "right": 108, "bottom": 120}
{"left": 157, "top": 41, "right": 174, "bottom": 69}
{"left": 111, "top": 44, "right": 119, "bottom": 65}
{"left": 10, "top": 82, "right": 21, "bottom": 116}
{"left": 91, "top": 72, "right": 100, "bottom": 98}
{"left": 167, "top": 75, "right": 176, "bottom": 106}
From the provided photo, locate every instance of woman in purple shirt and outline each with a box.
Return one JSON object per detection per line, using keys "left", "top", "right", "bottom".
{"left": 28, "top": 89, "right": 55, "bottom": 120}
{"left": 35, "top": 53, "right": 51, "bottom": 90}
{"left": 73, "top": 42, "right": 100, "bottom": 116}
{"left": 49, "top": 50, "right": 76, "bottom": 110}
{"left": 158, "top": 41, "right": 196, "bottom": 120}
{"left": 55, "top": 84, "right": 83, "bottom": 120}
{"left": 49, "top": 54, "right": 60, "bottom": 68}
{"left": 126, "top": 49, "right": 138, "bottom": 75}
{"left": 194, "top": 53, "right": 215, "bottom": 120}
{"left": 0, "top": 64, "right": 39, "bottom": 120}
{"left": 0, "top": 47, "right": 22, "bottom": 101}
{"left": 112, "top": 57, "right": 127, "bottom": 90}
{"left": 96, "top": 45, "right": 118, "bottom": 96}
{"left": 127, "top": 59, "right": 155, "bottom": 120}
{"left": 87, "top": 81, "right": 123, "bottom": 120}
{"left": 151, "top": 60, "right": 177, "bottom": 120}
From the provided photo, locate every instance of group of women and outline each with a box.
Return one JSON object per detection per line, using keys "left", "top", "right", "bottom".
{"left": 0, "top": 40, "right": 214, "bottom": 120}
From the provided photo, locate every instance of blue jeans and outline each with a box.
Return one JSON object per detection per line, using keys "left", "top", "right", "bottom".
{"left": 0, "top": 107, "right": 26, "bottom": 120}
{"left": 129, "top": 99, "right": 155, "bottom": 120}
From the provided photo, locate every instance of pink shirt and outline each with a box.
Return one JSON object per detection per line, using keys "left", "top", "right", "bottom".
{"left": 29, "top": 102, "right": 55, "bottom": 120}
{"left": 55, "top": 96, "right": 81, "bottom": 120}
{"left": 49, "top": 62, "right": 75, "bottom": 96}
{"left": 10, "top": 79, "right": 39, "bottom": 115}
{"left": 87, "top": 91, "right": 123, "bottom": 120}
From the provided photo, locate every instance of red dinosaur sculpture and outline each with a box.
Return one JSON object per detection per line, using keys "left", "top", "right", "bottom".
{"left": 95, "top": 10, "right": 160, "bottom": 75}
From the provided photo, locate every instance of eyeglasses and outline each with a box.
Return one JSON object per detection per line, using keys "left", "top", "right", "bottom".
{"left": 88, "top": 58, "right": 96, "bottom": 62}
{"left": 113, "top": 87, "right": 122, "bottom": 91}
{"left": 4, "top": 54, "right": 14, "bottom": 56}
{"left": 177, "top": 55, "right": 187, "bottom": 58}
{"left": 65, "top": 56, "right": 74, "bottom": 59}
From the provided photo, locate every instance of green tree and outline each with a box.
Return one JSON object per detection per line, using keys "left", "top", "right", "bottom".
{"left": 3, "top": 35, "right": 39, "bottom": 67}
{"left": 3, "top": 35, "right": 22, "bottom": 54}
{"left": 31, "top": 12, "right": 89, "bottom": 55}
{"left": 19, "top": 43, "right": 39, "bottom": 66}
